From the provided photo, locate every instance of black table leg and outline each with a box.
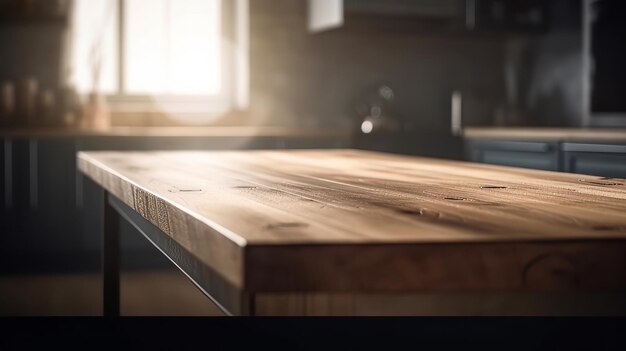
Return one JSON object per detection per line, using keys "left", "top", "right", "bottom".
{"left": 103, "top": 192, "right": 120, "bottom": 317}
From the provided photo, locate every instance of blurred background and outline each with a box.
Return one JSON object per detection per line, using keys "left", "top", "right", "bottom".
{"left": 1, "top": 0, "right": 625, "bottom": 315}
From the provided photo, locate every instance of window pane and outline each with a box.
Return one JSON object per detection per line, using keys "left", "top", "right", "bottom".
{"left": 125, "top": 0, "right": 221, "bottom": 95}
{"left": 70, "top": 0, "right": 118, "bottom": 94}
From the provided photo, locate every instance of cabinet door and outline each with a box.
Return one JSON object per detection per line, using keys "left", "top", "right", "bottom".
{"left": 0, "top": 139, "right": 33, "bottom": 273}
{"left": 465, "top": 139, "right": 560, "bottom": 171}
{"left": 562, "top": 143, "right": 626, "bottom": 178}
{"left": 0, "top": 139, "right": 14, "bottom": 243}
{"left": 9, "top": 140, "right": 31, "bottom": 250}
{"left": 31, "top": 139, "right": 81, "bottom": 255}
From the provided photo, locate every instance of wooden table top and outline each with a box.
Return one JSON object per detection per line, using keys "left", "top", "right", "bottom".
{"left": 78, "top": 149, "right": 626, "bottom": 294}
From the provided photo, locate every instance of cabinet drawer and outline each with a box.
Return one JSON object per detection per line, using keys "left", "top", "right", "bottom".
{"left": 465, "top": 139, "right": 560, "bottom": 171}
{"left": 562, "top": 143, "right": 626, "bottom": 178}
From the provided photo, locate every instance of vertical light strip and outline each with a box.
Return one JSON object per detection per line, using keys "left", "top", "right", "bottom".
{"left": 118, "top": 0, "right": 125, "bottom": 94}
{"left": 581, "top": 0, "right": 592, "bottom": 127}
{"left": 465, "top": 0, "right": 476, "bottom": 30}
{"left": 235, "top": 0, "right": 249, "bottom": 109}
{"left": 164, "top": 0, "right": 171, "bottom": 92}
{"left": 4, "top": 139, "right": 12, "bottom": 209}
{"left": 29, "top": 139, "right": 37, "bottom": 210}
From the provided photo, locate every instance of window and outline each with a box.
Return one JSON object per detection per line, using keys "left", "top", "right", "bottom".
{"left": 69, "top": 0, "right": 248, "bottom": 122}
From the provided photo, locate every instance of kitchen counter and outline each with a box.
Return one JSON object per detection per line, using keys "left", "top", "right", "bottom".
{"left": 78, "top": 149, "right": 626, "bottom": 315}
{"left": 0, "top": 126, "right": 350, "bottom": 139}
{"left": 463, "top": 127, "right": 626, "bottom": 142}
{"left": 463, "top": 127, "right": 626, "bottom": 177}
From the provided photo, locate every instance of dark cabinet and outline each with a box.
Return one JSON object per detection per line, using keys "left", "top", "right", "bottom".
{"left": 344, "top": 0, "right": 466, "bottom": 19}
{"left": 464, "top": 139, "right": 560, "bottom": 171}
{"left": 1, "top": 139, "right": 31, "bottom": 254}
{"left": 0, "top": 140, "right": 14, "bottom": 247}
{"left": 342, "top": 0, "right": 549, "bottom": 33}
{"left": 0, "top": 138, "right": 83, "bottom": 272}
{"left": 466, "top": 138, "right": 626, "bottom": 178}
{"left": 30, "top": 139, "right": 81, "bottom": 254}
{"left": 473, "top": 0, "right": 549, "bottom": 32}
{"left": 562, "top": 142, "right": 626, "bottom": 178}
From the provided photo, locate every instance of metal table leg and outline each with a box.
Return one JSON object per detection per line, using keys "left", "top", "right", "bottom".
{"left": 103, "top": 192, "right": 120, "bottom": 317}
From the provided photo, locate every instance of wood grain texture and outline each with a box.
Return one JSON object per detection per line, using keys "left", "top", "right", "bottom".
{"left": 463, "top": 127, "right": 626, "bottom": 142}
{"left": 254, "top": 293, "right": 626, "bottom": 316}
{"left": 78, "top": 149, "right": 626, "bottom": 294}
{"left": 252, "top": 292, "right": 626, "bottom": 316}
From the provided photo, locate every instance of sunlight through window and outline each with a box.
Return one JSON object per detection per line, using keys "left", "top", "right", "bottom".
{"left": 71, "top": 0, "right": 222, "bottom": 96}
{"left": 125, "top": 0, "right": 221, "bottom": 95}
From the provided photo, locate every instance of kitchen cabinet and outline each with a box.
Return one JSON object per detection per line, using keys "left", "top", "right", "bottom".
{"left": 344, "top": 0, "right": 466, "bottom": 19}
{"left": 472, "top": 0, "right": 548, "bottom": 32}
{"left": 464, "top": 130, "right": 626, "bottom": 178}
{"left": 0, "top": 139, "right": 31, "bottom": 256}
{"left": 0, "top": 140, "right": 14, "bottom": 247}
{"left": 340, "top": 0, "right": 548, "bottom": 33}
{"left": 464, "top": 139, "right": 560, "bottom": 171}
{"left": 562, "top": 142, "right": 626, "bottom": 178}
{"left": 30, "top": 139, "right": 81, "bottom": 254}
{"left": 0, "top": 138, "right": 86, "bottom": 273}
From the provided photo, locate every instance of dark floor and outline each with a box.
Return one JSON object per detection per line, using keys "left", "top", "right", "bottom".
{"left": 0, "top": 268, "right": 224, "bottom": 316}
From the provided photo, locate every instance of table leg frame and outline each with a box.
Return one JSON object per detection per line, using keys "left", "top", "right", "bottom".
{"left": 103, "top": 191, "right": 120, "bottom": 317}
{"left": 104, "top": 193, "right": 248, "bottom": 316}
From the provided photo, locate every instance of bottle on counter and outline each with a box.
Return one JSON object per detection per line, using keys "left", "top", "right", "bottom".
{"left": 15, "top": 77, "right": 38, "bottom": 126}
{"left": 81, "top": 92, "right": 110, "bottom": 130}
{"left": 353, "top": 84, "right": 400, "bottom": 135}
{"left": 59, "top": 84, "right": 80, "bottom": 127}
{"left": 38, "top": 88, "right": 57, "bottom": 126}
{"left": 0, "top": 81, "right": 15, "bottom": 125}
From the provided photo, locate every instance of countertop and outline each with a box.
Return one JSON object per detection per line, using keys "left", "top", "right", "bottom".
{"left": 0, "top": 126, "right": 351, "bottom": 139}
{"left": 463, "top": 127, "right": 626, "bottom": 142}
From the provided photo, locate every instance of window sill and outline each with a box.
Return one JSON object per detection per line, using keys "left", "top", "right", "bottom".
{"left": 109, "top": 110, "right": 234, "bottom": 127}
{"left": 0, "top": 124, "right": 351, "bottom": 139}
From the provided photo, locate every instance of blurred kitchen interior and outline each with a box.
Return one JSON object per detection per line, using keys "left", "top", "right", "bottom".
{"left": 1, "top": 0, "right": 625, "bottom": 315}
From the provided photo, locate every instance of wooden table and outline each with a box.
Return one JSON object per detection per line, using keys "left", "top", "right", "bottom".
{"left": 77, "top": 149, "right": 626, "bottom": 316}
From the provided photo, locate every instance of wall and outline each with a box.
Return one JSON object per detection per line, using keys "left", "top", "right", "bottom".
{"left": 0, "top": 1, "right": 586, "bottom": 130}
{"left": 248, "top": 0, "right": 506, "bottom": 132}
{"left": 0, "top": 25, "right": 67, "bottom": 91}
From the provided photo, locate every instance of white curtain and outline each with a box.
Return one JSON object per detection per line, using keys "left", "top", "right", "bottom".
{"left": 68, "top": 0, "right": 118, "bottom": 94}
